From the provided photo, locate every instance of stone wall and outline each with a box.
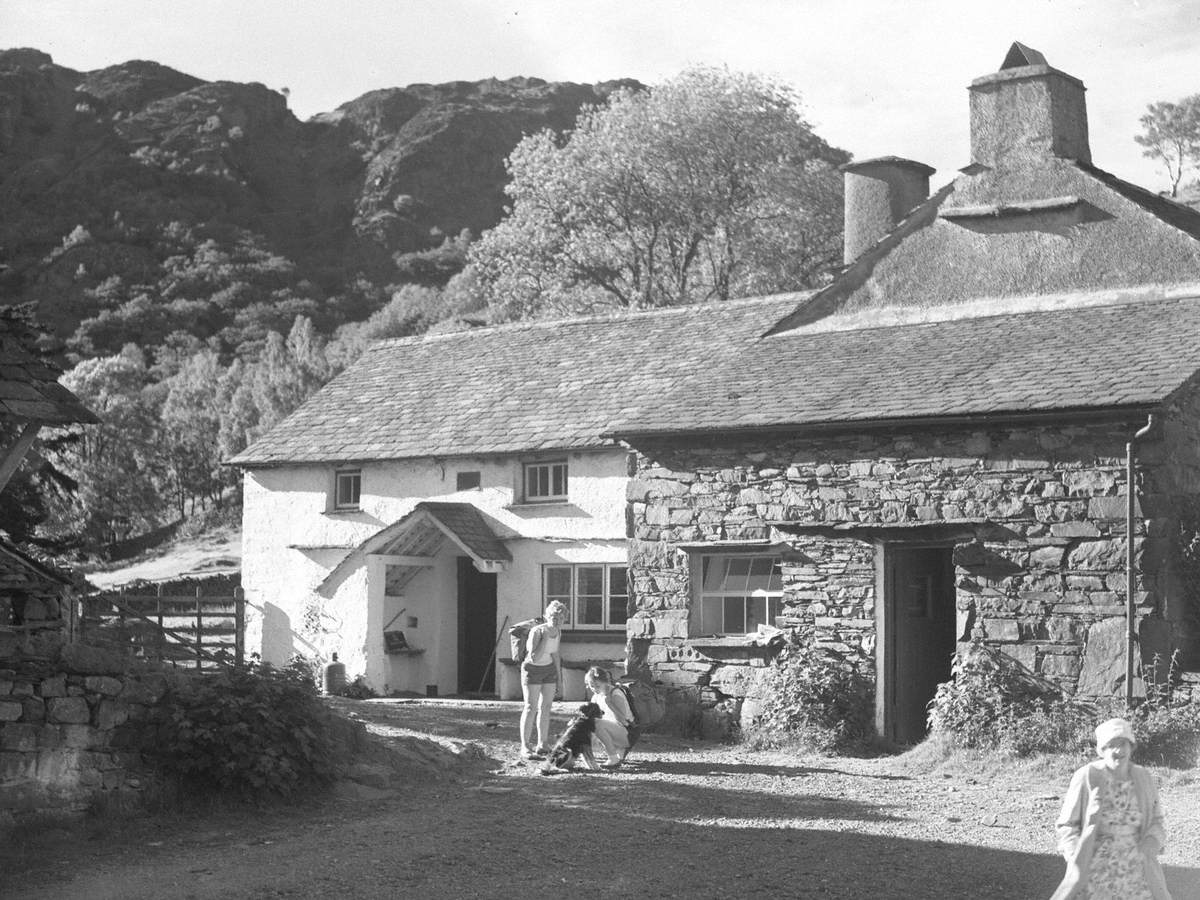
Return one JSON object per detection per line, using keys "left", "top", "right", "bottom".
{"left": 626, "top": 414, "right": 1200, "bottom": 724}
{"left": 0, "top": 641, "right": 176, "bottom": 827}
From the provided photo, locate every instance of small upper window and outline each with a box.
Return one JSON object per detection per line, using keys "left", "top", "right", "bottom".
{"left": 334, "top": 469, "right": 361, "bottom": 510}
{"left": 456, "top": 471, "right": 481, "bottom": 491}
{"left": 523, "top": 460, "right": 567, "bottom": 503}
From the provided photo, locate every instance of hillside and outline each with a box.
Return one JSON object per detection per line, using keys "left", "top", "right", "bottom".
{"left": 0, "top": 48, "right": 638, "bottom": 347}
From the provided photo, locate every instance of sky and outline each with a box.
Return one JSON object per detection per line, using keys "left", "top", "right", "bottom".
{"left": 4, "top": 0, "right": 1199, "bottom": 192}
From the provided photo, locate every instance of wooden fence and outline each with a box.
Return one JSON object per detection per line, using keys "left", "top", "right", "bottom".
{"left": 79, "top": 586, "right": 244, "bottom": 669}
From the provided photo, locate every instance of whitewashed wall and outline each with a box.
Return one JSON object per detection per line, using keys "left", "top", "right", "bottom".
{"left": 240, "top": 448, "right": 630, "bottom": 692}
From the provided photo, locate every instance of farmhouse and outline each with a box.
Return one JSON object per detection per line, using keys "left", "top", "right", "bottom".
{"left": 235, "top": 44, "right": 1200, "bottom": 740}
{"left": 607, "top": 43, "right": 1200, "bottom": 741}
{"left": 229, "top": 295, "right": 801, "bottom": 697}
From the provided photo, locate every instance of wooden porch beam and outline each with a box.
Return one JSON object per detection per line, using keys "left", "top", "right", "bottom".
{"left": 0, "top": 421, "right": 40, "bottom": 494}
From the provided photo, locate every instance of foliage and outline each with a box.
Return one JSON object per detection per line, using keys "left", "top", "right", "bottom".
{"left": 748, "top": 630, "right": 875, "bottom": 753}
{"left": 147, "top": 661, "right": 338, "bottom": 798}
{"left": 930, "top": 645, "right": 1200, "bottom": 767}
{"left": 1135, "top": 94, "right": 1200, "bottom": 197}
{"left": 469, "top": 66, "right": 848, "bottom": 320}
{"left": 334, "top": 675, "right": 380, "bottom": 700}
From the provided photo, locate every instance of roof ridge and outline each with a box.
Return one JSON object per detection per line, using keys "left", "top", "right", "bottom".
{"left": 1075, "top": 160, "right": 1200, "bottom": 241}
{"left": 770, "top": 285, "right": 1200, "bottom": 338}
{"left": 369, "top": 291, "right": 812, "bottom": 351}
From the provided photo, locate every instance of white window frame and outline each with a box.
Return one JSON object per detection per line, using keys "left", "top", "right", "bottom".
{"left": 333, "top": 468, "right": 361, "bottom": 510}
{"left": 523, "top": 459, "right": 568, "bottom": 503}
{"left": 691, "top": 554, "right": 783, "bottom": 636}
{"left": 543, "top": 563, "right": 628, "bottom": 631}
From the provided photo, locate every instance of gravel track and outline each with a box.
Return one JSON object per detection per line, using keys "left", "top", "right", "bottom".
{"left": 4, "top": 697, "right": 1197, "bottom": 900}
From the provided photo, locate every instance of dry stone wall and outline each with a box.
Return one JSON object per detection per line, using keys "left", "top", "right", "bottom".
{"left": 0, "top": 641, "right": 178, "bottom": 826}
{"left": 626, "top": 417, "right": 1196, "bottom": 724}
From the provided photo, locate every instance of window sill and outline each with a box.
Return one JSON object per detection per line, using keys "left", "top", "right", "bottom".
{"left": 561, "top": 630, "right": 626, "bottom": 643}
{"left": 686, "top": 635, "right": 784, "bottom": 660}
{"left": 322, "top": 508, "right": 362, "bottom": 517}
{"left": 505, "top": 501, "right": 571, "bottom": 510}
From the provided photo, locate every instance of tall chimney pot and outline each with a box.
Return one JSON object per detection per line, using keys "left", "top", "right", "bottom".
{"left": 968, "top": 42, "right": 1090, "bottom": 167}
{"left": 840, "top": 157, "right": 935, "bottom": 265}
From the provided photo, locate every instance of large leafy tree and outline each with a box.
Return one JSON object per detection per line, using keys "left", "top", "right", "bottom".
{"left": 469, "top": 66, "right": 849, "bottom": 320}
{"left": 1135, "top": 95, "right": 1200, "bottom": 198}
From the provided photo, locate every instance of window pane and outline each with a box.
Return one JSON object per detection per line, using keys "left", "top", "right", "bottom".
{"left": 701, "top": 556, "right": 725, "bottom": 592}
{"left": 746, "top": 596, "right": 767, "bottom": 632}
{"left": 746, "top": 557, "right": 777, "bottom": 593}
{"left": 608, "top": 566, "right": 628, "bottom": 626}
{"left": 700, "top": 596, "right": 723, "bottom": 635}
{"left": 552, "top": 463, "right": 566, "bottom": 496}
{"left": 336, "top": 472, "right": 360, "bottom": 507}
{"left": 577, "top": 567, "right": 604, "bottom": 596}
{"left": 545, "top": 567, "right": 571, "bottom": 599}
{"left": 578, "top": 595, "right": 604, "bottom": 625}
{"left": 723, "top": 596, "right": 745, "bottom": 634}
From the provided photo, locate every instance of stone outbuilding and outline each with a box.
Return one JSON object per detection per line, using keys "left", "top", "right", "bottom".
{"left": 605, "top": 44, "right": 1200, "bottom": 743}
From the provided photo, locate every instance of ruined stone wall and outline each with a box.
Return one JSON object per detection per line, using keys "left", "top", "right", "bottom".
{"left": 627, "top": 417, "right": 1188, "bottom": 725}
{"left": 0, "top": 641, "right": 175, "bottom": 826}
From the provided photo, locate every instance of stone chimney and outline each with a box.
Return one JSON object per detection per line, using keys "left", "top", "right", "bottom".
{"left": 840, "top": 157, "right": 935, "bottom": 264}
{"left": 968, "top": 42, "right": 1090, "bottom": 167}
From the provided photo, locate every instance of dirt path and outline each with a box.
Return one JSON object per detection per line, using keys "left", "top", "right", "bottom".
{"left": 4, "top": 698, "right": 1198, "bottom": 900}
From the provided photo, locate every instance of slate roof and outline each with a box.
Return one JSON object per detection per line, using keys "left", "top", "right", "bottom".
{"left": 230, "top": 293, "right": 808, "bottom": 465}
{"left": 418, "top": 502, "right": 511, "bottom": 562}
{"left": 0, "top": 308, "right": 98, "bottom": 425}
{"left": 605, "top": 293, "right": 1200, "bottom": 437}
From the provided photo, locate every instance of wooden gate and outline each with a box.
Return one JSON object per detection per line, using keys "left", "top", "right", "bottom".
{"left": 79, "top": 586, "right": 244, "bottom": 669}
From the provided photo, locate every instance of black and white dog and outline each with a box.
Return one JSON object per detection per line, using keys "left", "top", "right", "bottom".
{"left": 542, "top": 702, "right": 602, "bottom": 773}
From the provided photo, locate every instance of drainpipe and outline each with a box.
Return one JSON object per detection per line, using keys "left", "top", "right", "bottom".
{"left": 1125, "top": 414, "right": 1158, "bottom": 706}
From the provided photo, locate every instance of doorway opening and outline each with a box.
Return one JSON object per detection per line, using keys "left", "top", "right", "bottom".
{"left": 877, "top": 543, "right": 956, "bottom": 745}
{"left": 457, "top": 557, "right": 498, "bottom": 695}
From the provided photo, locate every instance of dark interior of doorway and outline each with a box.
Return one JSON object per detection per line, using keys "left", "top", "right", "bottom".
{"left": 887, "top": 544, "right": 956, "bottom": 745}
{"left": 457, "top": 557, "right": 498, "bottom": 695}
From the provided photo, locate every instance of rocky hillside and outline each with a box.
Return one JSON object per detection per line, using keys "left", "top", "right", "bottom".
{"left": 0, "top": 48, "right": 637, "bottom": 344}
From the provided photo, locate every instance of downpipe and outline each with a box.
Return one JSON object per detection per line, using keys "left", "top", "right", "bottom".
{"left": 1126, "top": 413, "right": 1158, "bottom": 706}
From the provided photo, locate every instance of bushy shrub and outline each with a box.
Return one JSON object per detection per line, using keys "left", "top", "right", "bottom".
{"left": 148, "top": 662, "right": 338, "bottom": 798}
{"left": 749, "top": 631, "right": 875, "bottom": 753}
{"left": 930, "top": 644, "right": 1200, "bottom": 765}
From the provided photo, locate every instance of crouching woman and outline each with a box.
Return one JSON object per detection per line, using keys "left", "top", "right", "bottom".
{"left": 1051, "top": 717, "right": 1171, "bottom": 900}
{"left": 584, "top": 666, "right": 632, "bottom": 769}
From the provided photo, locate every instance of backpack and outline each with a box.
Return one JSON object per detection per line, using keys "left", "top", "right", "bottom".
{"left": 613, "top": 678, "right": 665, "bottom": 731}
{"left": 508, "top": 616, "right": 545, "bottom": 663}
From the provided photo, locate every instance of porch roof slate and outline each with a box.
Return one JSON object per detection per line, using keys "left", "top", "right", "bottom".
{"left": 606, "top": 294, "right": 1200, "bottom": 437}
{"left": 0, "top": 309, "right": 97, "bottom": 426}
{"left": 230, "top": 293, "right": 807, "bottom": 465}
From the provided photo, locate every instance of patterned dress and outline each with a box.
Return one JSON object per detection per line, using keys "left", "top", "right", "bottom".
{"left": 1083, "top": 778, "right": 1153, "bottom": 900}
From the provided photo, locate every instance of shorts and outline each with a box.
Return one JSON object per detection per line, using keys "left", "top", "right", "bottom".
{"left": 522, "top": 662, "right": 558, "bottom": 685}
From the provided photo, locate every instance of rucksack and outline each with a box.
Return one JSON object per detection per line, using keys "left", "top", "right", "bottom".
{"left": 613, "top": 678, "right": 665, "bottom": 730}
{"left": 508, "top": 616, "right": 545, "bottom": 663}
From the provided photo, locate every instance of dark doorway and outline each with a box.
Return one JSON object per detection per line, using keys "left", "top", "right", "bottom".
{"left": 882, "top": 545, "right": 956, "bottom": 745}
{"left": 457, "top": 557, "right": 498, "bottom": 694}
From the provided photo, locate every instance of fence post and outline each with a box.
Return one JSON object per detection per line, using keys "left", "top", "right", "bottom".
{"left": 235, "top": 588, "right": 245, "bottom": 668}
{"left": 195, "top": 587, "right": 203, "bottom": 671}
{"left": 156, "top": 584, "right": 165, "bottom": 664}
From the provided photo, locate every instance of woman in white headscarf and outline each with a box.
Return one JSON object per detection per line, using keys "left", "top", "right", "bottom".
{"left": 1051, "top": 717, "right": 1171, "bottom": 900}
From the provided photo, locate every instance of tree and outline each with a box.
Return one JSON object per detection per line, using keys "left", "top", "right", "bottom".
{"left": 1135, "top": 95, "right": 1200, "bottom": 198}
{"left": 469, "top": 66, "right": 848, "bottom": 320}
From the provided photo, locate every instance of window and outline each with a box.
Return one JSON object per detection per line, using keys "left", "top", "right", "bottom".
{"left": 456, "top": 471, "right": 481, "bottom": 491}
{"left": 334, "top": 469, "right": 361, "bottom": 510}
{"left": 543, "top": 564, "right": 628, "bottom": 630}
{"left": 523, "top": 460, "right": 567, "bottom": 502}
{"left": 692, "top": 555, "right": 783, "bottom": 636}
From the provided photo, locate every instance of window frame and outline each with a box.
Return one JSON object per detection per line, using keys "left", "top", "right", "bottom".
{"left": 333, "top": 468, "right": 362, "bottom": 511}
{"left": 542, "top": 563, "right": 628, "bottom": 631}
{"left": 691, "top": 553, "right": 784, "bottom": 637}
{"left": 522, "top": 459, "right": 568, "bottom": 503}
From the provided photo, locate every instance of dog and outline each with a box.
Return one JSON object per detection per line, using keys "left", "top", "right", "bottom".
{"left": 541, "top": 702, "right": 602, "bottom": 773}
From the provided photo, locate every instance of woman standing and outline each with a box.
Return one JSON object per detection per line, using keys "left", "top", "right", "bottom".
{"left": 584, "top": 666, "right": 633, "bottom": 768}
{"left": 519, "top": 600, "right": 565, "bottom": 759}
{"left": 1051, "top": 717, "right": 1171, "bottom": 900}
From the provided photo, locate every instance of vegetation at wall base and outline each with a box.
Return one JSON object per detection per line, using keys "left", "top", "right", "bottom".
{"left": 146, "top": 659, "right": 339, "bottom": 799}
{"left": 744, "top": 629, "right": 875, "bottom": 754}
{"left": 928, "top": 643, "right": 1200, "bottom": 768}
